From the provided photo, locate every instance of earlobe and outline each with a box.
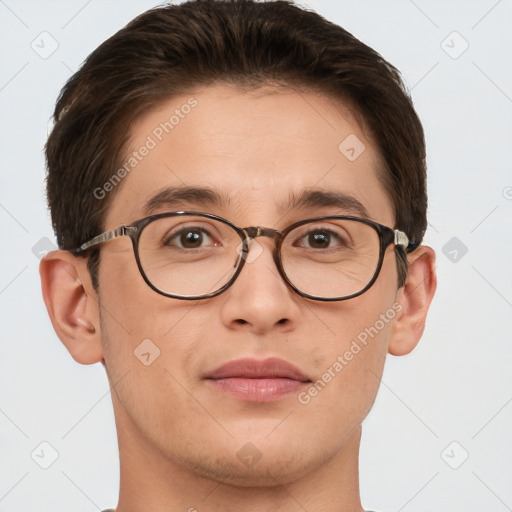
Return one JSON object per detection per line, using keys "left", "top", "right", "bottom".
{"left": 39, "top": 250, "right": 104, "bottom": 365}
{"left": 388, "top": 246, "right": 437, "bottom": 356}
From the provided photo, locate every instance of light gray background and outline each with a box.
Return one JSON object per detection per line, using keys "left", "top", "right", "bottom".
{"left": 1, "top": 1, "right": 511, "bottom": 511}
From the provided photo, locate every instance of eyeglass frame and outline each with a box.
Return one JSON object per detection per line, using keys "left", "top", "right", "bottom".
{"left": 71, "top": 211, "right": 419, "bottom": 302}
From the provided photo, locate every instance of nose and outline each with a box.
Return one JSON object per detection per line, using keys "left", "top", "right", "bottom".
{"left": 219, "top": 238, "right": 300, "bottom": 335}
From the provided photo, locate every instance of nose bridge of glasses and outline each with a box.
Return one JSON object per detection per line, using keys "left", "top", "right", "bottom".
{"left": 243, "top": 226, "right": 282, "bottom": 242}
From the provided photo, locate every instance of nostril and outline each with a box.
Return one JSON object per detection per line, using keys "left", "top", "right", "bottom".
{"left": 277, "top": 318, "right": 288, "bottom": 325}
{"left": 235, "top": 319, "right": 249, "bottom": 325}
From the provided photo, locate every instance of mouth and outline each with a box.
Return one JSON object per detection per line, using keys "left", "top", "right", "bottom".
{"left": 204, "top": 357, "right": 312, "bottom": 402}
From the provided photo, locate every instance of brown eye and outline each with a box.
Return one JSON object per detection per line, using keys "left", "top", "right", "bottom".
{"left": 164, "top": 227, "right": 214, "bottom": 249}
{"left": 179, "top": 230, "right": 203, "bottom": 248}
{"left": 295, "top": 228, "right": 347, "bottom": 250}
{"left": 308, "top": 231, "right": 331, "bottom": 248}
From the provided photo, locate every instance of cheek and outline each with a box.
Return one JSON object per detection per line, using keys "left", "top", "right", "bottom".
{"left": 296, "top": 307, "right": 393, "bottom": 446}
{"left": 97, "top": 247, "right": 198, "bottom": 339}
{"left": 98, "top": 294, "right": 207, "bottom": 440}
{"left": 299, "top": 252, "right": 399, "bottom": 418}
{"left": 96, "top": 249, "right": 208, "bottom": 399}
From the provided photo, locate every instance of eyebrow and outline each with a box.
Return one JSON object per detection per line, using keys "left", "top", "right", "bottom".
{"left": 283, "top": 189, "right": 370, "bottom": 218}
{"left": 142, "top": 185, "right": 370, "bottom": 219}
{"left": 143, "top": 186, "right": 231, "bottom": 215}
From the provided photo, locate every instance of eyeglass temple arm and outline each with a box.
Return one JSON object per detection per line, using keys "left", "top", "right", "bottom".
{"left": 72, "top": 226, "right": 129, "bottom": 254}
{"left": 394, "top": 229, "right": 420, "bottom": 253}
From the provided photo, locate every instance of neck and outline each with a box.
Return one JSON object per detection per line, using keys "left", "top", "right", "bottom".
{"left": 111, "top": 391, "right": 365, "bottom": 512}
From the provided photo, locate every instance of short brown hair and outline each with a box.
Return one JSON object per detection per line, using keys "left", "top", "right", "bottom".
{"left": 45, "top": 0, "right": 426, "bottom": 289}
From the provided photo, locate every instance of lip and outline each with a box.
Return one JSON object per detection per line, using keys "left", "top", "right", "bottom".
{"left": 204, "top": 357, "right": 311, "bottom": 402}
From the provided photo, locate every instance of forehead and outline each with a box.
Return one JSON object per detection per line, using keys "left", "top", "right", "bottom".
{"left": 104, "top": 84, "right": 394, "bottom": 227}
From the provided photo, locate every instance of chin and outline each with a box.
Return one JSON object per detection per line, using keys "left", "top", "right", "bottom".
{"left": 171, "top": 433, "right": 324, "bottom": 488}
{"left": 188, "top": 450, "right": 314, "bottom": 488}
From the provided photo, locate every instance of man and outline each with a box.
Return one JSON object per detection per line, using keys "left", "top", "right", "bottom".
{"left": 40, "top": 1, "right": 436, "bottom": 510}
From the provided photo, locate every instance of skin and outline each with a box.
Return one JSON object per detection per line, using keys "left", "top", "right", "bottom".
{"left": 40, "top": 84, "right": 436, "bottom": 512}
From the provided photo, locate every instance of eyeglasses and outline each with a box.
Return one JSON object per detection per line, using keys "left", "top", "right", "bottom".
{"left": 72, "top": 211, "right": 418, "bottom": 301}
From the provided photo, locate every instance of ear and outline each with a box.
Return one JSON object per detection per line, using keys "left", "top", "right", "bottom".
{"left": 39, "top": 250, "right": 104, "bottom": 365}
{"left": 388, "top": 245, "right": 437, "bottom": 356}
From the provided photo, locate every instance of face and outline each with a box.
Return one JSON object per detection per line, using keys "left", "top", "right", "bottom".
{"left": 97, "top": 84, "right": 401, "bottom": 485}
